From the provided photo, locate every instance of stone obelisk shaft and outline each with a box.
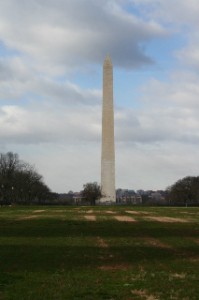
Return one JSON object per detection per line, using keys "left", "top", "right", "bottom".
{"left": 101, "top": 55, "right": 115, "bottom": 203}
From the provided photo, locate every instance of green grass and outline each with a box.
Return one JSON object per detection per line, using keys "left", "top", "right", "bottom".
{"left": 0, "top": 206, "right": 199, "bottom": 299}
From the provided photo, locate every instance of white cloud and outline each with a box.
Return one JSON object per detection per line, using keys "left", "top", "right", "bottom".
{"left": 0, "top": 103, "right": 101, "bottom": 145}
{"left": 116, "top": 141, "right": 199, "bottom": 190}
{"left": 176, "top": 34, "right": 199, "bottom": 69}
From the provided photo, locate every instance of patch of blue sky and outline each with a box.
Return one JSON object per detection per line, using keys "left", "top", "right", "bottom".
{"left": 145, "top": 33, "right": 187, "bottom": 71}
{"left": 0, "top": 99, "right": 21, "bottom": 106}
{"left": 56, "top": 65, "right": 102, "bottom": 90}
{"left": 114, "top": 68, "right": 149, "bottom": 109}
{"left": 0, "top": 41, "right": 20, "bottom": 57}
{"left": 122, "top": 2, "right": 147, "bottom": 19}
{"left": 116, "top": 33, "right": 188, "bottom": 109}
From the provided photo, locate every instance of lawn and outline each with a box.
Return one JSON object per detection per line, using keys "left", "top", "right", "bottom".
{"left": 0, "top": 206, "right": 199, "bottom": 299}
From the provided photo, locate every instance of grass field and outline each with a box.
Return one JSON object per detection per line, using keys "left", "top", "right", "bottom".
{"left": 0, "top": 206, "right": 199, "bottom": 300}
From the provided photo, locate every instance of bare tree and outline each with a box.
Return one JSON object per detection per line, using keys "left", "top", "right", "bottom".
{"left": 81, "top": 182, "right": 102, "bottom": 205}
{"left": 167, "top": 176, "right": 199, "bottom": 206}
{"left": 0, "top": 152, "right": 52, "bottom": 205}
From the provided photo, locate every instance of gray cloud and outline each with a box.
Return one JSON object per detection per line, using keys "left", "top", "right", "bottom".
{"left": 129, "top": 0, "right": 199, "bottom": 26}
{"left": 0, "top": 56, "right": 101, "bottom": 105}
{"left": 0, "top": 0, "right": 166, "bottom": 71}
{"left": 0, "top": 60, "right": 13, "bottom": 81}
{"left": 31, "top": 79, "right": 101, "bottom": 106}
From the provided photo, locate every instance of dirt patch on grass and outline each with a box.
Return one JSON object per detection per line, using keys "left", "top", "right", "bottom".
{"left": 86, "top": 210, "right": 94, "bottom": 214}
{"left": 114, "top": 216, "right": 136, "bottom": 222}
{"left": 131, "top": 289, "right": 159, "bottom": 300}
{"left": 125, "top": 210, "right": 153, "bottom": 215}
{"left": 188, "top": 238, "right": 199, "bottom": 246}
{"left": 145, "top": 216, "right": 189, "bottom": 223}
{"left": 125, "top": 210, "right": 140, "bottom": 215}
{"left": 84, "top": 215, "right": 96, "bottom": 221}
{"left": 144, "top": 237, "right": 172, "bottom": 249}
{"left": 18, "top": 215, "right": 39, "bottom": 220}
{"left": 99, "top": 264, "right": 129, "bottom": 271}
{"left": 180, "top": 212, "right": 195, "bottom": 215}
{"left": 97, "top": 237, "right": 109, "bottom": 248}
{"left": 189, "top": 257, "right": 199, "bottom": 263}
{"left": 105, "top": 210, "right": 117, "bottom": 214}
{"left": 171, "top": 273, "right": 186, "bottom": 279}
{"left": 33, "top": 210, "right": 46, "bottom": 213}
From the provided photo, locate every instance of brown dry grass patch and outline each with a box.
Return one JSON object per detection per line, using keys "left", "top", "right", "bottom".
{"left": 98, "top": 264, "right": 129, "bottom": 271}
{"left": 189, "top": 257, "right": 199, "bottom": 263}
{"left": 131, "top": 289, "right": 159, "bottom": 300}
{"left": 143, "top": 237, "right": 172, "bottom": 249}
{"left": 86, "top": 210, "right": 94, "bottom": 214}
{"left": 18, "top": 215, "right": 39, "bottom": 220}
{"left": 180, "top": 212, "right": 196, "bottom": 215}
{"left": 171, "top": 273, "right": 186, "bottom": 279}
{"left": 105, "top": 210, "right": 117, "bottom": 214}
{"left": 126, "top": 211, "right": 154, "bottom": 216}
{"left": 97, "top": 237, "right": 109, "bottom": 248}
{"left": 114, "top": 216, "right": 136, "bottom": 222}
{"left": 34, "top": 210, "right": 46, "bottom": 213}
{"left": 192, "top": 238, "right": 199, "bottom": 245}
{"left": 125, "top": 210, "right": 140, "bottom": 215}
{"left": 145, "top": 216, "right": 189, "bottom": 223}
{"left": 84, "top": 215, "right": 96, "bottom": 221}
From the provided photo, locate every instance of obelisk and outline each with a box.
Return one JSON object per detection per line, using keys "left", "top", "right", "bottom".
{"left": 101, "top": 55, "right": 116, "bottom": 203}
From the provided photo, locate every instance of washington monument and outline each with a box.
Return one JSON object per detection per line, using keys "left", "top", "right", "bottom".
{"left": 101, "top": 55, "right": 116, "bottom": 203}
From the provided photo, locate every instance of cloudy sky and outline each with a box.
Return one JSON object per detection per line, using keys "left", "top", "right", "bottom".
{"left": 1, "top": 0, "right": 199, "bottom": 193}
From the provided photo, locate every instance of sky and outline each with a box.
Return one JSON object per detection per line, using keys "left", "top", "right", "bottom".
{"left": 1, "top": 0, "right": 199, "bottom": 193}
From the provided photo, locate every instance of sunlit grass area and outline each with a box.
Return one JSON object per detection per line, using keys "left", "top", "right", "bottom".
{"left": 0, "top": 206, "right": 199, "bottom": 299}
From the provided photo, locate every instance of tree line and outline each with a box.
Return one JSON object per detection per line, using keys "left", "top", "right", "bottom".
{"left": 0, "top": 152, "right": 54, "bottom": 205}
{"left": 1, "top": 151, "right": 199, "bottom": 206}
{"left": 166, "top": 176, "right": 199, "bottom": 206}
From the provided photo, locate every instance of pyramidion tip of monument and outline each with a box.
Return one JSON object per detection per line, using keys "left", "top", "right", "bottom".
{"left": 104, "top": 54, "right": 112, "bottom": 66}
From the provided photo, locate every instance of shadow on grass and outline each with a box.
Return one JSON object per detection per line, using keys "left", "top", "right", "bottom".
{"left": 0, "top": 219, "right": 199, "bottom": 238}
{"left": 0, "top": 242, "right": 198, "bottom": 273}
{"left": 0, "top": 217, "right": 199, "bottom": 298}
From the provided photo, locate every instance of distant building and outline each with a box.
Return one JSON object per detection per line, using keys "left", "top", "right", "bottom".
{"left": 116, "top": 189, "right": 142, "bottom": 205}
